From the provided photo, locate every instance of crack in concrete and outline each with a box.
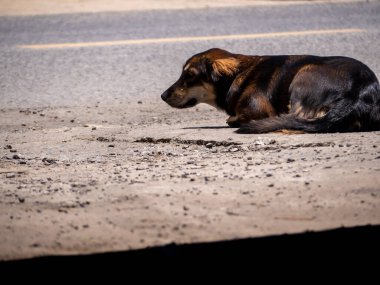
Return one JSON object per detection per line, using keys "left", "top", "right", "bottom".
{"left": 135, "top": 137, "right": 242, "bottom": 147}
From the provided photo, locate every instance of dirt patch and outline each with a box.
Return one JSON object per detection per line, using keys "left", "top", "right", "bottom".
{"left": 1, "top": 102, "right": 379, "bottom": 261}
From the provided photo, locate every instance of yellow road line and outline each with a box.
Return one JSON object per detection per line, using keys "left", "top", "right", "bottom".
{"left": 20, "top": 29, "right": 364, "bottom": 49}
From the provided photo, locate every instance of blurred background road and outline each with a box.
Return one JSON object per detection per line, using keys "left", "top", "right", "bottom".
{"left": 0, "top": 1, "right": 379, "bottom": 108}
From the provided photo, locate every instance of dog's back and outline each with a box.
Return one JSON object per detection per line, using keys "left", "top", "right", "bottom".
{"left": 237, "top": 55, "right": 380, "bottom": 133}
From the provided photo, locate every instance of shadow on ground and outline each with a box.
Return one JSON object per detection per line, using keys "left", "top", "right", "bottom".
{"left": 182, "top": 125, "right": 232, "bottom": 129}
{"left": 1, "top": 225, "right": 379, "bottom": 271}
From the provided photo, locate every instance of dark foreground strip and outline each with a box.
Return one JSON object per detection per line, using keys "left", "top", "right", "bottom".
{"left": 1, "top": 225, "right": 379, "bottom": 273}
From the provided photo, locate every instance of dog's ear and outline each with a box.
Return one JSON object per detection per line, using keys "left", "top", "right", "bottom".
{"left": 211, "top": 57, "right": 240, "bottom": 80}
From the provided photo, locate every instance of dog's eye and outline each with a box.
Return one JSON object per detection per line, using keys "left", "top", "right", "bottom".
{"left": 187, "top": 68, "right": 199, "bottom": 78}
{"left": 187, "top": 72, "right": 195, "bottom": 78}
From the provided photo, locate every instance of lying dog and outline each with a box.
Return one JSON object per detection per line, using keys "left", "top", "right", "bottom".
{"left": 161, "top": 48, "right": 380, "bottom": 133}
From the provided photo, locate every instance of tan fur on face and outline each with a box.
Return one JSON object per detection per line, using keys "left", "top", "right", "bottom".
{"left": 212, "top": 57, "right": 240, "bottom": 77}
{"left": 164, "top": 82, "right": 217, "bottom": 108}
{"left": 187, "top": 83, "right": 217, "bottom": 107}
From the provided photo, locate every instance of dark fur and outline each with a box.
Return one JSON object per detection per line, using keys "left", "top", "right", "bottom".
{"left": 161, "top": 48, "right": 380, "bottom": 133}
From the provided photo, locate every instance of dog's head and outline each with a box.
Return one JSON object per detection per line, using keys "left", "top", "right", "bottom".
{"left": 161, "top": 48, "right": 241, "bottom": 109}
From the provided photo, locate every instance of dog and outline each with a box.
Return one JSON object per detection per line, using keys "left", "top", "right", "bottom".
{"left": 161, "top": 48, "right": 380, "bottom": 133}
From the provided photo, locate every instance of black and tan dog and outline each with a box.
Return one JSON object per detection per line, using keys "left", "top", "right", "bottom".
{"left": 161, "top": 48, "right": 380, "bottom": 133}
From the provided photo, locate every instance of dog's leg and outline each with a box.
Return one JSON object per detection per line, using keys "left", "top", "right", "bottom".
{"left": 226, "top": 113, "right": 252, "bottom": 127}
{"left": 227, "top": 93, "right": 277, "bottom": 128}
{"left": 226, "top": 116, "right": 241, "bottom": 127}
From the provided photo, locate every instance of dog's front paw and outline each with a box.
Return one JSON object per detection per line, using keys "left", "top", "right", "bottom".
{"left": 227, "top": 121, "right": 242, "bottom": 128}
{"left": 226, "top": 116, "right": 241, "bottom": 128}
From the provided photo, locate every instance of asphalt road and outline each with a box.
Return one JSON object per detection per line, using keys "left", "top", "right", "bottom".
{"left": 0, "top": 2, "right": 380, "bottom": 108}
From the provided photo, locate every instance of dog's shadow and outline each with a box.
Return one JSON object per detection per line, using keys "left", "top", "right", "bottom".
{"left": 183, "top": 126, "right": 232, "bottom": 130}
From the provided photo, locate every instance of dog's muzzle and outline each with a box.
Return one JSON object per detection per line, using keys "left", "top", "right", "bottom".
{"left": 161, "top": 90, "right": 170, "bottom": 101}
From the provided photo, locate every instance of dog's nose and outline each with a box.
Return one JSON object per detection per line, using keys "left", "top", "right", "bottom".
{"left": 161, "top": 90, "right": 169, "bottom": 101}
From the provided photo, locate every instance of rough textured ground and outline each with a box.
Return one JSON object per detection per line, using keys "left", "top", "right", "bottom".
{"left": 1, "top": 102, "right": 379, "bottom": 260}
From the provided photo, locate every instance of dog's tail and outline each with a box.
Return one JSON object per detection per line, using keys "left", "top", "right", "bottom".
{"left": 237, "top": 83, "right": 380, "bottom": 134}
{"left": 236, "top": 114, "right": 332, "bottom": 134}
{"left": 236, "top": 100, "right": 356, "bottom": 134}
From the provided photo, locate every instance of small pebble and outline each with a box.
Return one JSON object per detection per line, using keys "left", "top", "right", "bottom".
{"left": 205, "top": 143, "right": 213, "bottom": 149}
